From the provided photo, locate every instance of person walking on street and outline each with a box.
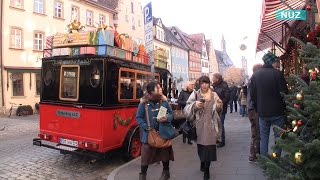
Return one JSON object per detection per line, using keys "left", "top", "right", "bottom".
{"left": 136, "top": 82, "right": 175, "bottom": 180}
{"left": 239, "top": 85, "right": 248, "bottom": 117}
{"left": 247, "top": 63, "right": 263, "bottom": 162}
{"left": 229, "top": 83, "right": 238, "bottom": 113}
{"left": 184, "top": 76, "right": 223, "bottom": 180}
{"left": 212, "top": 73, "right": 230, "bottom": 148}
{"left": 178, "top": 81, "right": 194, "bottom": 144}
{"left": 251, "top": 52, "right": 288, "bottom": 157}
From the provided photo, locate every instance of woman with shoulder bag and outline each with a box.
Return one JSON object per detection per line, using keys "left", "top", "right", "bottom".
{"left": 184, "top": 76, "right": 223, "bottom": 180}
{"left": 178, "top": 81, "right": 194, "bottom": 144}
{"left": 136, "top": 82, "right": 175, "bottom": 180}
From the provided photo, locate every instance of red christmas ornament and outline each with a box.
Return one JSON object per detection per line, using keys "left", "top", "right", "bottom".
{"left": 306, "top": 5, "right": 311, "bottom": 11}
{"left": 312, "top": 71, "right": 317, "bottom": 80}
{"left": 307, "top": 31, "right": 316, "bottom": 42}
{"left": 294, "top": 103, "right": 301, "bottom": 109}
{"left": 297, "top": 120, "right": 303, "bottom": 126}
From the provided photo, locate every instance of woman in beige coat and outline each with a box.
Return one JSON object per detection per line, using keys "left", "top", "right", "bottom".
{"left": 184, "top": 76, "right": 223, "bottom": 180}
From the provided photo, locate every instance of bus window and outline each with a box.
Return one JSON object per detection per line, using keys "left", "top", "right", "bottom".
{"left": 59, "top": 65, "right": 80, "bottom": 101}
{"left": 118, "top": 68, "right": 161, "bottom": 102}
{"left": 137, "top": 73, "right": 150, "bottom": 98}
{"left": 119, "top": 71, "right": 135, "bottom": 100}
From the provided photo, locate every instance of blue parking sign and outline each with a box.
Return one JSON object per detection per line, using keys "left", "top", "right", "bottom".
{"left": 144, "top": 2, "right": 152, "bottom": 24}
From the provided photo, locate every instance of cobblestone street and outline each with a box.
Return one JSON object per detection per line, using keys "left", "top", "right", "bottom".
{"left": 0, "top": 115, "right": 126, "bottom": 180}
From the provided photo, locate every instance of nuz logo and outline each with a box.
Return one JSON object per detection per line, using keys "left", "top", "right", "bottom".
{"left": 276, "top": 10, "right": 306, "bottom": 20}
{"left": 281, "top": 11, "right": 301, "bottom": 18}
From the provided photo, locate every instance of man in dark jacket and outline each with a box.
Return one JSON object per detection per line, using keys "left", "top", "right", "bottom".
{"left": 178, "top": 81, "right": 194, "bottom": 144}
{"left": 251, "top": 52, "right": 288, "bottom": 156}
{"left": 229, "top": 83, "right": 238, "bottom": 113}
{"left": 212, "top": 73, "right": 230, "bottom": 148}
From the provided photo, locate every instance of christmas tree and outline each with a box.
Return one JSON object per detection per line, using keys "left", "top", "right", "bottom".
{"left": 258, "top": 38, "right": 320, "bottom": 180}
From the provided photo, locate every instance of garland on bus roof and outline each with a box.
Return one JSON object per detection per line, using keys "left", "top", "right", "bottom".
{"left": 113, "top": 111, "right": 136, "bottom": 129}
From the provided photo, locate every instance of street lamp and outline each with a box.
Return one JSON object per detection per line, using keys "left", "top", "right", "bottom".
{"left": 240, "top": 36, "right": 248, "bottom": 83}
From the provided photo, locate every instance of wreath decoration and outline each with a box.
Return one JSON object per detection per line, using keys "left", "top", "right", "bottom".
{"left": 113, "top": 111, "right": 136, "bottom": 129}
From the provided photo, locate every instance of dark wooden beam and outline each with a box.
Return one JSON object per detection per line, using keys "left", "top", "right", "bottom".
{"left": 261, "top": 30, "right": 286, "bottom": 52}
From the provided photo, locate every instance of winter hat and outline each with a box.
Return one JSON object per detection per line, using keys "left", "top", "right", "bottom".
{"left": 262, "top": 52, "right": 279, "bottom": 65}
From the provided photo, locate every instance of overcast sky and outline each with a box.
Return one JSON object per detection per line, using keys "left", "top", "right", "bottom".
{"left": 140, "top": 0, "right": 265, "bottom": 75}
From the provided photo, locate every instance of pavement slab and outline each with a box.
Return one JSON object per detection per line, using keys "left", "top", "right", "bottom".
{"left": 109, "top": 112, "right": 267, "bottom": 180}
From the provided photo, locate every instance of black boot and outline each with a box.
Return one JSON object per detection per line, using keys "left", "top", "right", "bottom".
{"left": 187, "top": 139, "right": 192, "bottom": 145}
{"left": 200, "top": 162, "right": 205, "bottom": 172}
{"left": 159, "top": 170, "right": 170, "bottom": 180}
{"left": 217, "top": 142, "right": 225, "bottom": 148}
{"left": 139, "top": 173, "right": 146, "bottom": 180}
{"left": 183, "top": 134, "right": 186, "bottom": 143}
{"left": 203, "top": 168, "right": 210, "bottom": 180}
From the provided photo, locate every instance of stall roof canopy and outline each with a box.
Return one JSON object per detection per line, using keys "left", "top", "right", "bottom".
{"left": 257, "top": 0, "right": 306, "bottom": 52}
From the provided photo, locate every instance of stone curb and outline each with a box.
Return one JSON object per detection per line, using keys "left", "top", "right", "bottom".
{"left": 107, "top": 155, "right": 141, "bottom": 180}
{"left": 107, "top": 134, "right": 181, "bottom": 180}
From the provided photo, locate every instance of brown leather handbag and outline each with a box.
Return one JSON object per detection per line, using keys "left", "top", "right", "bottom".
{"left": 145, "top": 105, "right": 172, "bottom": 148}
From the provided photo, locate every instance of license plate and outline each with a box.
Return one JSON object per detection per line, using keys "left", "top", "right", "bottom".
{"left": 60, "top": 138, "right": 78, "bottom": 147}
{"left": 56, "top": 145, "right": 77, "bottom": 151}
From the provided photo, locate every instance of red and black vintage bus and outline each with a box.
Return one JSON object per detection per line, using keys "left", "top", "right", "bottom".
{"left": 33, "top": 45, "right": 173, "bottom": 160}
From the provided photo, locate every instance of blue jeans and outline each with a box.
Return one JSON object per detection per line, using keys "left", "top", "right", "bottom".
{"left": 220, "top": 113, "right": 226, "bottom": 143}
{"left": 238, "top": 101, "right": 242, "bottom": 115}
{"left": 259, "top": 116, "right": 284, "bottom": 156}
{"left": 241, "top": 105, "right": 247, "bottom": 117}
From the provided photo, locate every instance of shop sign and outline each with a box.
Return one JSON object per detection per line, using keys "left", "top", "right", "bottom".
{"left": 154, "top": 49, "right": 168, "bottom": 60}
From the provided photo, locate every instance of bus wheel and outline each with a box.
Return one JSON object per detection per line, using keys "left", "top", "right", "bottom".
{"left": 130, "top": 135, "right": 141, "bottom": 159}
{"left": 124, "top": 128, "right": 141, "bottom": 160}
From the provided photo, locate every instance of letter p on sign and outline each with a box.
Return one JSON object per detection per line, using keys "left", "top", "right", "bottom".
{"left": 144, "top": 2, "right": 152, "bottom": 24}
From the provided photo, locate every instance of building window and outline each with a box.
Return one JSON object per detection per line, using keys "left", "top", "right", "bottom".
{"left": 34, "top": 31, "right": 44, "bottom": 50}
{"left": 125, "top": 8, "right": 128, "bottom": 22}
{"left": 71, "top": 6, "right": 79, "bottom": 21}
{"left": 10, "top": 27, "right": 22, "bottom": 49}
{"left": 131, "top": 2, "right": 134, "bottom": 13}
{"left": 132, "top": 17, "right": 135, "bottom": 30}
{"left": 99, "top": 14, "right": 105, "bottom": 25}
{"left": 86, "top": 10, "right": 93, "bottom": 26}
{"left": 36, "top": 74, "right": 41, "bottom": 95}
{"left": 54, "top": 1, "right": 63, "bottom": 18}
{"left": 12, "top": 73, "right": 24, "bottom": 96}
{"left": 34, "top": 0, "right": 44, "bottom": 14}
{"left": 10, "top": 0, "right": 23, "bottom": 9}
